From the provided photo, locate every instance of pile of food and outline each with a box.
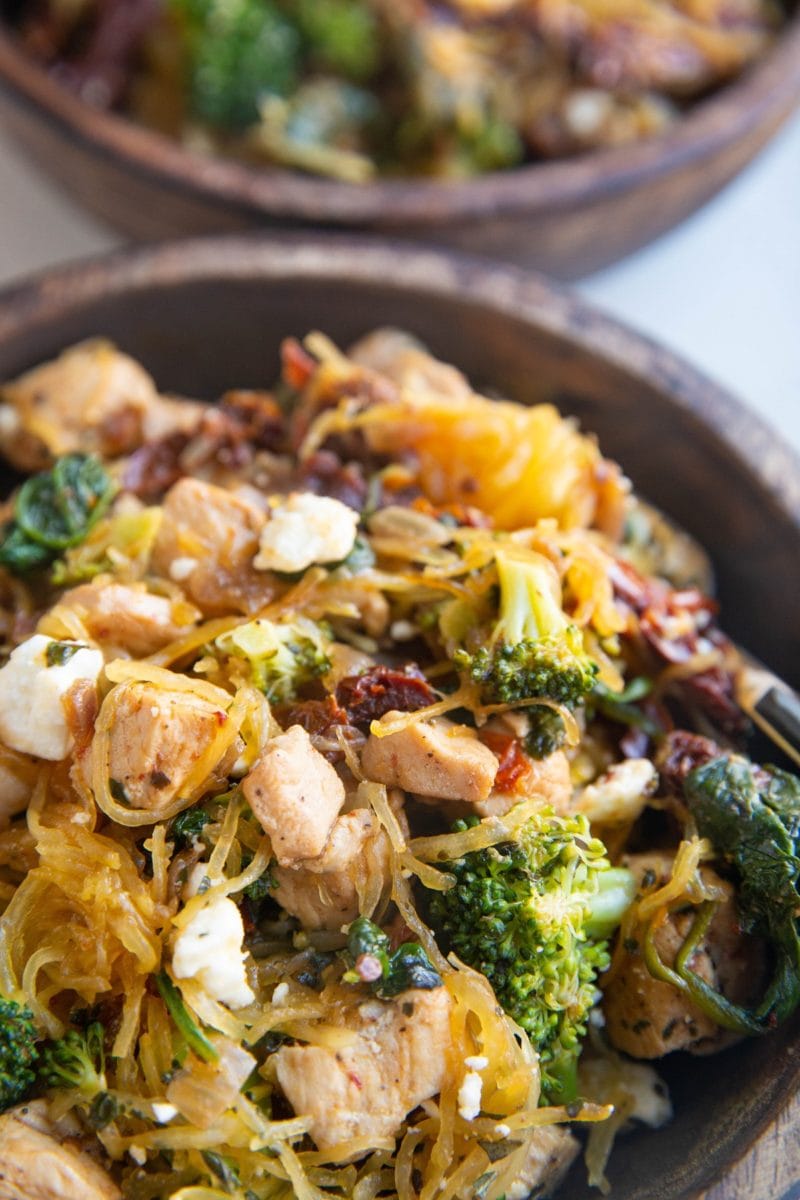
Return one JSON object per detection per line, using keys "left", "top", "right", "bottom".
{"left": 11, "top": 0, "right": 786, "bottom": 178}
{"left": 0, "top": 329, "right": 797, "bottom": 1200}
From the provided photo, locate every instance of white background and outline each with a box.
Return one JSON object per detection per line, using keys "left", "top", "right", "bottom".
{"left": 0, "top": 110, "right": 798, "bottom": 454}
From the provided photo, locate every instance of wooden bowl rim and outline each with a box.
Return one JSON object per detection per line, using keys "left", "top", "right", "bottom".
{"left": 0, "top": 232, "right": 799, "bottom": 1198}
{"left": 0, "top": 13, "right": 800, "bottom": 225}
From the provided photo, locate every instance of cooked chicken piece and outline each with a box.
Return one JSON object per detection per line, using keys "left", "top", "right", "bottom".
{"left": 475, "top": 749, "right": 572, "bottom": 818}
{"left": 576, "top": 758, "right": 657, "bottom": 826}
{"left": 101, "top": 681, "right": 238, "bottom": 815}
{"left": 603, "top": 853, "right": 764, "bottom": 1058}
{"left": 273, "top": 808, "right": 390, "bottom": 930}
{"left": 0, "top": 340, "right": 201, "bottom": 472}
{"left": 56, "top": 581, "right": 198, "bottom": 657}
{"left": 361, "top": 714, "right": 498, "bottom": 804}
{"left": 0, "top": 1102, "right": 120, "bottom": 1200}
{"left": 275, "top": 985, "right": 452, "bottom": 1149}
{"left": 0, "top": 746, "right": 38, "bottom": 829}
{"left": 507, "top": 1126, "right": 580, "bottom": 1200}
{"left": 151, "top": 478, "right": 270, "bottom": 615}
{"left": 242, "top": 725, "right": 345, "bottom": 867}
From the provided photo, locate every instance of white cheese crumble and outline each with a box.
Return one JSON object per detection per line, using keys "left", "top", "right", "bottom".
{"left": 457, "top": 1070, "right": 483, "bottom": 1122}
{"left": 0, "top": 635, "right": 104, "bottom": 760}
{"left": 128, "top": 1146, "right": 146, "bottom": 1166}
{"left": 169, "top": 556, "right": 198, "bottom": 582}
{"left": 253, "top": 493, "right": 359, "bottom": 573}
{"left": 464, "top": 1055, "right": 488, "bottom": 1071}
{"left": 495, "top": 1124, "right": 511, "bottom": 1138}
{"left": 272, "top": 982, "right": 290, "bottom": 1006}
{"left": 172, "top": 892, "right": 254, "bottom": 1010}
{"left": 151, "top": 1102, "right": 178, "bottom": 1124}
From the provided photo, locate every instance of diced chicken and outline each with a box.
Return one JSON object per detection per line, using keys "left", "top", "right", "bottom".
{"left": 0, "top": 1103, "right": 120, "bottom": 1200}
{"left": 151, "top": 478, "right": 269, "bottom": 614}
{"left": 254, "top": 493, "right": 359, "bottom": 573}
{"left": 602, "top": 853, "right": 764, "bottom": 1059}
{"left": 475, "top": 749, "right": 573, "bottom": 819}
{"left": 275, "top": 985, "right": 452, "bottom": 1149}
{"left": 56, "top": 581, "right": 198, "bottom": 657}
{"left": 0, "top": 340, "right": 201, "bottom": 471}
{"left": 0, "top": 746, "right": 38, "bottom": 829}
{"left": 102, "top": 681, "right": 237, "bottom": 815}
{"left": 172, "top": 890, "right": 254, "bottom": 1009}
{"left": 272, "top": 809, "right": 390, "bottom": 930}
{"left": 0, "top": 635, "right": 104, "bottom": 760}
{"left": 242, "top": 725, "right": 345, "bottom": 866}
{"left": 507, "top": 1126, "right": 580, "bottom": 1200}
{"left": 361, "top": 714, "right": 498, "bottom": 803}
{"left": 576, "top": 758, "right": 658, "bottom": 826}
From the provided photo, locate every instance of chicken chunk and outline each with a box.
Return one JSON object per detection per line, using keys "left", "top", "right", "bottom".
{"left": 361, "top": 715, "right": 498, "bottom": 804}
{"left": 242, "top": 725, "right": 345, "bottom": 867}
{"left": 272, "top": 808, "right": 390, "bottom": 930}
{"left": 475, "top": 749, "right": 572, "bottom": 819}
{"left": 0, "top": 340, "right": 200, "bottom": 471}
{"left": 576, "top": 758, "right": 657, "bottom": 826}
{"left": 275, "top": 985, "right": 452, "bottom": 1149}
{"left": 507, "top": 1126, "right": 580, "bottom": 1200}
{"left": 0, "top": 1103, "right": 120, "bottom": 1200}
{"left": 151, "top": 478, "right": 269, "bottom": 614}
{"left": 603, "top": 853, "right": 764, "bottom": 1059}
{"left": 57, "top": 581, "right": 198, "bottom": 657}
{"left": 102, "top": 681, "right": 237, "bottom": 816}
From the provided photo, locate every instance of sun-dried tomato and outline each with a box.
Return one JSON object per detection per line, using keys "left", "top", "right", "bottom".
{"left": 336, "top": 664, "right": 435, "bottom": 727}
{"left": 479, "top": 729, "right": 531, "bottom": 793}
{"left": 656, "top": 729, "right": 724, "bottom": 793}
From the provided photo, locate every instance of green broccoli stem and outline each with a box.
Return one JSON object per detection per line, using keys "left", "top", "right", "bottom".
{"left": 584, "top": 868, "right": 637, "bottom": 941}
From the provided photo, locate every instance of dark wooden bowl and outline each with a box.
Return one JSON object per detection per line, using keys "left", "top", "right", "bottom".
{"left": 1, "top": 13, "right": 800, "bottom": 279}
{"left": 0, "top": 235, "right": 799, "bottom": 1197}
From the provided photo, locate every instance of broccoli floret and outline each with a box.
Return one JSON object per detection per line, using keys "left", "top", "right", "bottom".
{"left": 427, "top": 810, "right": 633, "bottom": 1103}
{"left": 0, "top": 997, "right": 39, "bottom": 1112}
{"left": 453, "top": 547, "right": 598, "bottom": 708}
{"left": 170, "top": 0, "right": 301, "bottom": 129}
{"left": 525, "top": 707, "right": 567, "bottom": 759}
{"left": 294, "top": 0, "right": 381, "bottom": 81}
{"left": 216, "top": 616, "right": 331, "bottom": 702}
{"left": 39, "top": 1022, "right": 106, "bottom": 1098}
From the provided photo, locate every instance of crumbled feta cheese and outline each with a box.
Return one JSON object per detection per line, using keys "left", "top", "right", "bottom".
{"left": 253, "top": 493, "right": 358, "bottom": 573}
{"left": 172, "top": 893, "right": 254, "bottom": 1009}
{"left": 495, "top": 1124, "right": 511, "bottom": 1138}
{"left": 621, "top": 1060, "right": 672, "bottom": 1128}
{"left": 563, "top": 88, "right": 614, "bottom": 139}
{"left": 272, "top": 982, "right": 290, "bottom": 1006}
{"left": 151, "top": 1102, "right": 178, "bottom": 1124}
{"left": 464, "top": 1055, "right": 488, "bottom": 1071}
{"left": 128, "top": 1145, "right": 146, "bottom": 1166}
{"left": 169, "top": 556, "right": 198, "bottom": 582}
{"left": 457, "top": 1071, "right": 483, "bottom": 1121}
{"left": 0, "top": 635, "right": 104, "bottom": 760}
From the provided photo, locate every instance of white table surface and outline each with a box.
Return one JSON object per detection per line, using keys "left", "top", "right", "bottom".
{"left": 0, "top": 110, "right": 798, "bottom": 455}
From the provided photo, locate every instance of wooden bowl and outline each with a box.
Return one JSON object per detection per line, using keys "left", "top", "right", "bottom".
{"left": 0, "top": 235, "right": 798, "bottom": 1196}
{"left": 1, "top": 12, "right": 800, "bottom": 279}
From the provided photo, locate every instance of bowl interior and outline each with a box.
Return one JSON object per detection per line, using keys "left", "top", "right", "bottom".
{"left": 0, "top": 239, "right": 798, "bottom": 1199}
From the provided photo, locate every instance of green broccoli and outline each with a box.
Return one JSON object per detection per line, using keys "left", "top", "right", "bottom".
{"left": 344, "top": 917, "right": 443, "bottom": 999}
{"left": 453, "top": 547, "right": 598, "bottom": 708}
{"left": 216, "top": 616, "right": 330, "bottom": 702}
{"left": 38, "top": 1022, "right": 107, "bottom": 1098}
{"left": 426, "top": 809, "right": 633, "bottom": 1103}
{"left": 525, "top": 707, "right": 567, "bottom": 760}
{"left": 169, "top": 0, "right": 301, "bottom": 129}
{"left": 293, "top": 0, "right": 381, "bottom": 81}
{"left": 0, "top": 997, "right": 39, "bottom": 1112}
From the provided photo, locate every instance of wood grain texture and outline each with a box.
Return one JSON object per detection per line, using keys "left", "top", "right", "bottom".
{"left": 0, "top": 13, "right": 799, "bottom": 279}
{"left": 0, "top": 236, "right": 798, "bottom": 1199}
